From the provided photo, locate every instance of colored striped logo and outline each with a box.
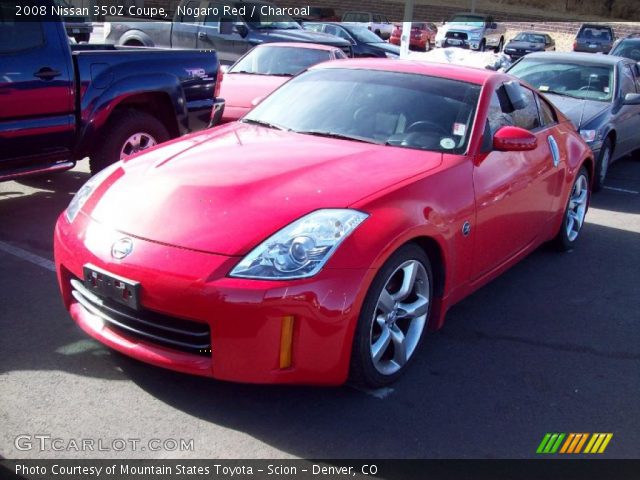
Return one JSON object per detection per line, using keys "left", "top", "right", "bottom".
{"left": 536, "top": 433, "right": 613, "bottom": 454}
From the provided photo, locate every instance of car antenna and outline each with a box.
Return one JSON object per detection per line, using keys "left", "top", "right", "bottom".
{"left": 577, "top": 73, "right": 597, "bottom": 131}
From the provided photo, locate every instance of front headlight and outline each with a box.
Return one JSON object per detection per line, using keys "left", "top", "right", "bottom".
{"left": 65, "top": 164, "right": 118, "bottom": 223}
{"left": 469, "top": 31, "right": 482, "bottom": 40}
{"left": 579, "top": 129, "right": 598, "bottom": 143}
{"left": 229, "top": 209, "right": 368, "bottom": 280}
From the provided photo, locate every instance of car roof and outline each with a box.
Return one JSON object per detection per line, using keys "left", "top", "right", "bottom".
{"left": 580, "top": 24, "right": 613, "bottom": 29}
{"left": 519, "top": 51, "right": 624, "bottom": 66}
{"left": 311, "top": 58, "right": 497, "bottom": 85}
{"left": 255, "top": 42, "right": 340, "bottom": 51}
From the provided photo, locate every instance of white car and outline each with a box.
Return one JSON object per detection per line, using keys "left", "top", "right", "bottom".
{"left": 435, "top": 12, "right": 506, "bottom": 52}
{"left": 342, "top": 11, "right": 393, "bottom": 40}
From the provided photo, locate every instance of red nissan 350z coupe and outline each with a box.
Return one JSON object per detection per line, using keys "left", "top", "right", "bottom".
{"left": 54, "top": 59, "right": 593, "bottom": 387}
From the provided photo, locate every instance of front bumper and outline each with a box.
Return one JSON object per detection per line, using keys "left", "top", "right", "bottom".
{"left": 436, "top": 38, "right": 483, "bottom": 50}
{"left": 54, "top": 213, "right": 370, "bottom": 385}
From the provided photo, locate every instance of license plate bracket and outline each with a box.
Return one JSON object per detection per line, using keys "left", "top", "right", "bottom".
{"left": 83, "top": 264, "right": 140, "bottom": 310}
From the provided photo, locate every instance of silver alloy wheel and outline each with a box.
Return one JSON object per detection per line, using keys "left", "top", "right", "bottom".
{"left": 566, "top": 173, "right": 589, "bottom": 242}
{"left": 120, "top": 133, "right": 158, "bottom": 159}
{"left": 369, "top": 260, "right": 429, "bottom": 376}
{"left": 599, "top": 146, "right": 611, "bottom": 184}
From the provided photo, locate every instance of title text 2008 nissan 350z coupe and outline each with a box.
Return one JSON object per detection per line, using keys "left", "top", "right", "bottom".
{"left": 55, "top": 59, "right": 594, "bottom": 387}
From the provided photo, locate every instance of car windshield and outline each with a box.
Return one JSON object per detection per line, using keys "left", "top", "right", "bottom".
{"left": 230, "top": 46, "right": 332, "bottom": 76}
{"left": 240, "top": 3, "right": 300, "bottom": 30}
{"left": 579, "top": 26, "right": 612, "bottom": 41}
{"left": 347, "top": 26, "right": 384, "bottom": 43}
{"left": 611, "top": 40, "right": 640, "bottom": 61}
{"left": 244, "top": 68, "right": 481, "bottom": 154}
{"left": 509, "top": 60, "right": 614, "bottom": 102}
{"left": 449, "top": 15, "right": 485, "bottom": 27}
{"left": 514, "top": 33, "right": 546, "bottom": 43}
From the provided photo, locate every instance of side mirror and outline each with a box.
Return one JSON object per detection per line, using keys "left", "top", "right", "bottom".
{"left": 235, "top": 23, "right": 249, "bottom": 38}
{"left": 493, "top": 126, "right": 537, "bottom": 151}
{"left": 623, "top": 92, "right": 640, "bottom": 105}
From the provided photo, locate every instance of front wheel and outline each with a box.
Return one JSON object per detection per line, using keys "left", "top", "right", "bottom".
{"left": 593, "top": 138, "right": 612, "bottom": 192}
{"left": 479, "top": 39, "right": 486, "bottom": 52}
{"left": 554, "top": 166, "right": 590, "bottom": 251}
{"left": 350, "top": 244, "right": 433, "bottom": 387}
{"left": 89, "top": 110, "right": 169, "bottom": 174}
{"left": 495, "top": 37, "right": 504, "bottom": 52}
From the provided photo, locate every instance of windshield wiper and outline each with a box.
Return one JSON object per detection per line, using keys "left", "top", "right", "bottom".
{"left": 293, "top": 130, "right": 383, "bottom": 144}
{"left": 543, "top": 89, "right": 579, "bottom": 99}
{"left": 241, "top": 118, "right": 287, "bottom": 130}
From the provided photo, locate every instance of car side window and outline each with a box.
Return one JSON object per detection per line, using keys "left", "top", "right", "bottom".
{"left": 620, "top": 64, "right": 637, "bottom": 96}
{"left": 536, "top": 95, "right": 557, "bottom": 127}
{"left": 373, "top": 14, "right": 381, "bottom": 22}
{"left": 510, "top": 86, "right": 541, "bottom": 131}
{"left": 634, "top": 64, "right": 640, "bottom": 92}
{"left": 0, "top": 5, "right": 45, "bottom": 53}
{"left": 486, "top": 90, "right": 513, "bottom": 137}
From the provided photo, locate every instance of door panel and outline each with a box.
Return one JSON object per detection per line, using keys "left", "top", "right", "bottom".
{"left": 471, "top": 86, "right": 557, "bottom": 280}
{"left": 0, "top": 20, "right": 74, "bottom": 162}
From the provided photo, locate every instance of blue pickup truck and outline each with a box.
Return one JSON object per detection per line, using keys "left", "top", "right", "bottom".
{"left": 0, "top": 5, "right": 225, "bottom": 179}
{"left": 106, "top": 0, "right": 352, "bottom": 65}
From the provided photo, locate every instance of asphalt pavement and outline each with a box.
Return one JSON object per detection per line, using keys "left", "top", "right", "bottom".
{"left": 0, "top": 157, "right": 639, "bottom": 459}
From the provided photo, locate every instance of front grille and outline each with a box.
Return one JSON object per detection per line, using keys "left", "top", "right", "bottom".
{"left": 70, "top": 278, "right": 211, "bottom": 356}
{"left": 446, "top": 31, "right": 468, "bottom": 41}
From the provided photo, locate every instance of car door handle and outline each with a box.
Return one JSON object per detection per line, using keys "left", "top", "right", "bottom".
{"left": 198, "top": 32, "right": 208, "bottom": 39}
{"left": 34, "top": 68, "right": 62, "bottom": 80}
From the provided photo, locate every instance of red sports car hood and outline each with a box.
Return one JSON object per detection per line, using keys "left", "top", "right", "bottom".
{"left": 220, "top": 73, "right": 289, "bottom": 108}
{"left": 88, "top": 124, "right": 442, "bottom": 255}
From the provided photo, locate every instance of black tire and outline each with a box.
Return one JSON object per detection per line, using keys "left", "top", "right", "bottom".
{"left": 592, "top": 138, "right": 612, "bottom": 193}
{"left": 349, "top": 244, "right": 433, "bottom": 387}
{"left": 495, "top": 37, "right": 504, "bottom": 52}
{"left": 89, "top": 110, "right": 169, "bottom": 175}
{"left": 479, "top": 39, "right": 486, "bottom": 52}
{"left": 554, "top": 166, "right": 590, "bottom": 251}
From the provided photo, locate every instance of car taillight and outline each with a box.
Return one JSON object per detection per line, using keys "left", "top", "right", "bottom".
{"left": 214, "top": 67, "right": 223, "bottom": 98}
{"left": 573, "top": 40, "right": 578, "bottom": 50}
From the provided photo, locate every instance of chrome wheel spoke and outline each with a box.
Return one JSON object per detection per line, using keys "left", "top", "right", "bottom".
{"left": 378, "top": 289, "right": 395, "bottom": 314}
{"left": 390, "top": 326, "right": 407, "bottom": 366}
{"left": 393, "top": 262, "right": 418, "bottom": 301}
{"left": 397, "top": 294, "right": 428, "bottom": 319}
{"left": 372, "top": 327, "right": 391, "bottom": 363}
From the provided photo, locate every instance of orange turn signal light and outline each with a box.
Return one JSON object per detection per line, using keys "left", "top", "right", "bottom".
{"left": 279, "top": 315, "right": 295, "bottom": 369}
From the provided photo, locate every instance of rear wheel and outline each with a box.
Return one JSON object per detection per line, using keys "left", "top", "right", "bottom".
{"left": 554, "top": 166, "right": 590, "bottom": 251}
{"left": 89, "top": 110, "right": 169, "bottom": 174}
{"left": 593, "top": 138, "right": 612, "bottom": 192}
{"left": 350, "top": 244, "right": 433, "bottom": 387}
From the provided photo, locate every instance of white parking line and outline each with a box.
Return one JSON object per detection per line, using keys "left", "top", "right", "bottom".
{"left": 0, "top": 241, "right": 55, "bottom": 272}
{"left": 603, "top": 186, "right": 639, "bottom": 195}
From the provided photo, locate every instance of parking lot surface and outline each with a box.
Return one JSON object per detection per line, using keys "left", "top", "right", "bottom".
{"left": 1, "top": 157, "right": 639, "bottom": 459}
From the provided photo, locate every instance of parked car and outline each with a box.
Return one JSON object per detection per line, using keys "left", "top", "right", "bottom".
{"left": 304, "top": 22, "right": 400, "bottom": 58}
{"left": 54, "top": 0, "right": 94, "bottom": 43}
{"left": 504, "top": 32, "right": 555, "bottom": 60}
{"left": 508, "top": 52, "right": 640, "bottom": 191}
{"left": 220, "top": 42, "right": 347, "bottom": 122}
{"left": 106, "top": 0, "right": 353, "bottom": 65}
{"left": 55, "top": 58, "right": 593, "bottom": 387}
{"left": 610, "top": 34, "right": 640, "bottom": 61}
{"left": 435, "top": 12, "right": 506, "bottom": 52}
{"left": 389, "top": 22, "right": 438, "bottom": 51}
{"left": 573, "top": 24, "right": 615, "bottom": 54}
{"left": 342, "top": 11, "right": 394, "bottom": 40}
{"left": 0, "top": 10, "right": 225, "bottom": 179}
{"left": 293, "top": 6, "right": 339, "bottom": 23}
